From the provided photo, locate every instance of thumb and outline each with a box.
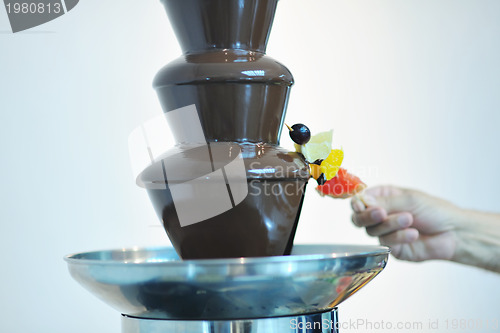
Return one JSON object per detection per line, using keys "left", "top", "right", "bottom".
{"left": 361, "top": 185, "right": 416, "bottom": 214}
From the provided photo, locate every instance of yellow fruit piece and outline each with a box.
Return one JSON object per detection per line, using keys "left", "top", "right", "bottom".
{"left": 320, "top": 149, "right": 344, "bottom": 180}
{"left": 309, "top": 164, "right": 322, "bottom": 179}
{"left": 294, "top": 130, "right": 333, "bottom": 162}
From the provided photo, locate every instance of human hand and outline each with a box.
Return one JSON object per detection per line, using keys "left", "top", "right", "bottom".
{"left": 351, "top": 185, "right": 462, "bottom": 262}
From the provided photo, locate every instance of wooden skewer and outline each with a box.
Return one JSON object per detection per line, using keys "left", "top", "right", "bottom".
{"left": 356, "top": 192, "right": 368, "bottom": 208}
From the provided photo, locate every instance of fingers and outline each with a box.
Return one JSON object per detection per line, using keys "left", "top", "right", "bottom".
{"left": 365, "top": 212, "right": 413, "bottom": 236}
{"left": 351, "top": 195, "right": 366, "bottom": 213}
{"left": 351, "top": 206, "right": 418, "bottom": 247}
{"left": 358, "top": 185, "right": 418, "bottom": 214}
{"left": 379, "top": 228, "right": 419, "bottom": 246}
{"left": 352, "top": 207, "right": 387, "bottom": 227}
{"left": 350, "top": 186, "right": 421, "bottom": 248}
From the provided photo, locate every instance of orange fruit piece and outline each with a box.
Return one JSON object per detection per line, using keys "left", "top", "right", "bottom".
{"left": 309, "top": 164, "right": 322, "bottom": 179}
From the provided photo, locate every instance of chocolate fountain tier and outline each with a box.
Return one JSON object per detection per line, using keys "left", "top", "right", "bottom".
{"left": 140, "top": 143, "right": 309, "bottom": 259}
{"left": 154, "top": 50, "right": 293, "bottom": 86}
{"left": 161, "top": 0, "right": 278, "bottom": 54}
{"left": 154, "top": 50, "right": 293, "bottom": 144}
{"left": 65, "top": 245, "right": 390, "bottom": 321}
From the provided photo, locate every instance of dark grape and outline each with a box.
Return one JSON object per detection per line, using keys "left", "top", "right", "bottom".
{"left": 317, "top": 173, "right": 326, "bottom": 185}
{"left": 312, "top": 159, "right": 323, "bottom": 165}
{"left": 288, "top": 123, "right": 311, "bottom": 145}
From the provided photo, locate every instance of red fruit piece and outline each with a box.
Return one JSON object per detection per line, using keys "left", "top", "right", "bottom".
{"left": 336, "top": 276, "right": 352, "bottom": 294}
{"left": 316, "top": 168, "right": 366, "bottom": 199}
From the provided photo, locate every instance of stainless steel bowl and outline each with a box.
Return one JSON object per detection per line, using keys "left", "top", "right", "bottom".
{"left": 65, "top": 244, "right": 389, "bottom": 320}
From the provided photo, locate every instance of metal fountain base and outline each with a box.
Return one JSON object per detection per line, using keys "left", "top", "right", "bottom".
{"left": 122, "top": 308, "right": 338, "bottom": 333}
{"left": 65, "top": 245, "right": 389, "bottom": 333}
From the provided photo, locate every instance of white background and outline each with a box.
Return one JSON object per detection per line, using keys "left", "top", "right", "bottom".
{"left": 1, "top": 0, "right": 499, "bottom": 332}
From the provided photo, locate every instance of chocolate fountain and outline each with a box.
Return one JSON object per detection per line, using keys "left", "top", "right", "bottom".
{"left": 65, "top": 0, "right": 389, "bottom": 332}
{"left": 141, "top": 0, "right": 310, "bottom": 260}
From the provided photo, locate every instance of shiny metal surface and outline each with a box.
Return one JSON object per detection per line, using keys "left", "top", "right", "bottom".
{"left": 65, "top": 245, "right": 389, "bottom": 320}
{"left": 122, "top": 308, "right": 338, "bottom": 333}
